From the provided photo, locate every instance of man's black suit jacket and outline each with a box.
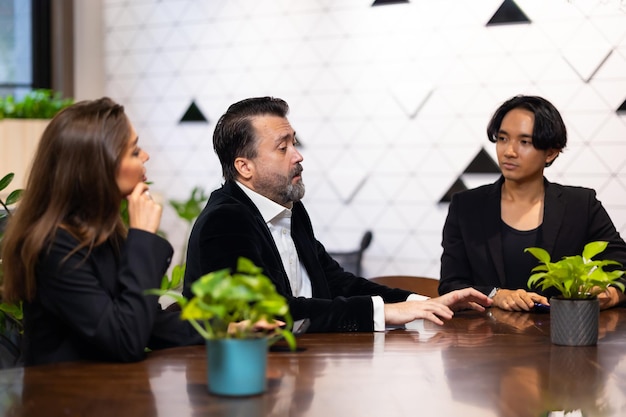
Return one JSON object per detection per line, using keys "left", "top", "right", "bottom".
{"left": 24, "top": 229, "right": 201, "bottom": 366}
{"left": 439, "top": 177, "right": 626, "bottom": 296}
{"left": 184, "top": 181, "right": 412, "bottom": 332}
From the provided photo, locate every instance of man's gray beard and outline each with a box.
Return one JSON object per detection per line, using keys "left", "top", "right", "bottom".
{"left": 286, "top": 181, "right": 305, "bottom": 202}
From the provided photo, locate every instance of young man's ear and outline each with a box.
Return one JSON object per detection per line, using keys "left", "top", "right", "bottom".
{"left": 234, "top": 157, "right": 254, "bottom": 180}
{"left": 545, "top": 149, "right": 560, "bottom": 167}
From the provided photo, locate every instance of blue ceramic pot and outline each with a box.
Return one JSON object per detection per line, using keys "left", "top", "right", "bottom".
{"left": 206, "top": 338, "right": 268, "bottom": 396}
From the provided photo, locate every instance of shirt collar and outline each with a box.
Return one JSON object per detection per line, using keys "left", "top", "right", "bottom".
{"left": 236, "top": 181, "right": 291, "bottom": 223}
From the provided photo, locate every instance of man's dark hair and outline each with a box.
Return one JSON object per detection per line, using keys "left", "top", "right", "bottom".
{"left": 213, "top": 97, "right": 290, "bottom": 181}
{"left": 487, "top": 95, "right": 567, "bottom": 166}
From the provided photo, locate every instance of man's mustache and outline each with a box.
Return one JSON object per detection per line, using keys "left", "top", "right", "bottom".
{"left": 292, "top": 164, "right": 303, "bottom": 177}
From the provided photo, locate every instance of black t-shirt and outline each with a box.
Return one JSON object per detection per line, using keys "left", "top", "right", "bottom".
{"left": 501, "top": 221, "right": 542, "bottom": 292}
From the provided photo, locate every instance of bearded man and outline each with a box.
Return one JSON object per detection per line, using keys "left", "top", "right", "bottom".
{"left": 184, "top": 97, "right": 491, "bottom": 332}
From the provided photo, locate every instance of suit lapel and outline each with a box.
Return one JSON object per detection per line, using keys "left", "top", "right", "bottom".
{"left": 291, "top": 203, "right": 331, "bottom": 299}
{"left": 225, "top": 182, "right": 293, "bottom": 294}
{"left": 226, "top": 182, "right": 272, "bottom": 238}
{"left": 485, "top": 178, "right": 507, "bottom": 286}
{"left": 540, "top": 180, "right": 565, "bottom": 255}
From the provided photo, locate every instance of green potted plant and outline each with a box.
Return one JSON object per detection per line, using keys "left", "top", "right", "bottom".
{"left": 168, "top": 186, "right": 208, "bottom": 266}
{"left": 0, "top": 89, "right": 73, "bottom": 194}
{"left": 525, "top": 241, "right": 625, "bottom": 346}
{"left": 0, "top": 173, "right": 24, "bottom": 367}
{"left": 0, "top": 89, "right": 73, "bottom": 119}
{"left": 148, "top": 256, "right": 296, "bottom": 396}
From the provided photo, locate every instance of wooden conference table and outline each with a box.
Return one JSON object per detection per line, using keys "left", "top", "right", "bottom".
{"left": 1, "top": 308, "right": 626, "bottom": 417}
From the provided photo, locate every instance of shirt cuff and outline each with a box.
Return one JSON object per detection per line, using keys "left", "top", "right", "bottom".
{"left": 372, "top": 296, "right": 385, "bottom": 331}
{"left": 405, "top": 294, "right": 428, "bottom": 331}
{"left": 373, "top": 293, "right": 430, "bottom": 331}
{"left": 408, "top": 293, "right": 429, "bottom": 301}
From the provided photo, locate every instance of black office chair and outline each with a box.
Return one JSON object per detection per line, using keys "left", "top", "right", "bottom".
{"left": 327, "top": 230, "right": 373, "bottom": 276}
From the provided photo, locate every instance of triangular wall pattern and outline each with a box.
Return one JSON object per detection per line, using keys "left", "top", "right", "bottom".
{"left": 439, "top": 178, "right": 468, "bottom": 203}
{"left": 439, "top": 148, "right": 500, "bottom": 203}
{"left": 372, "top": 0, "right": 409, "bottom": 6}
{"left": 180, "top": 101, "right": 208, "bottom": 123}
{"left": 465, "top": 148, "right": 501, "bottom": 174}
{"left": 486, "top": 0, "right": 530, "bottom": 26}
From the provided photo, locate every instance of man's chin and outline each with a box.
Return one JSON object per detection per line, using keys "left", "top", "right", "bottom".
{"left": 287, "top": 183, "right": 305, "bottom": 202}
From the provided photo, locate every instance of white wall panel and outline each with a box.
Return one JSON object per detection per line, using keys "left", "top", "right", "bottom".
{"left": 100, "top": 0, "right": 626, "bottom": 279}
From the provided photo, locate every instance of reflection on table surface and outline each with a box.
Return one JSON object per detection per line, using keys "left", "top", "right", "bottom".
{"left": 1, "top": 308, "right": 626, "bottom": 417}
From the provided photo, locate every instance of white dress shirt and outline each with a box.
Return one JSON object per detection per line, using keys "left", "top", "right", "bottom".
{"left": 236, "top": 182, "right": 427, "bottom": 331}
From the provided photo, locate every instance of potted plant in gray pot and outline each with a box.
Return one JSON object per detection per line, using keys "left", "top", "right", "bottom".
{"left": 525, "top": 241, "right": 625, "bottom": 346}
{"left": 148, "top": 256, "right": 296, "bottom": 396}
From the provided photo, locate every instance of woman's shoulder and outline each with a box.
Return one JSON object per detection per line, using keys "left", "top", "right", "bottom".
{"left": 126, "top": 228, "right": 173, "bottom": 257}
{"left": 45, "top": 227, "right": 118, "bottom": 263}
{"left": 37, "top": 228, "right": 92, "bottom": 277}
{"left": 46, "top": 227, "right": 81, "bottom": 254}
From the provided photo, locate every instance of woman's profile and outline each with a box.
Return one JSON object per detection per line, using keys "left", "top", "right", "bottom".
{"left": 1, "top": 97, "right": 200, "bottom": 365}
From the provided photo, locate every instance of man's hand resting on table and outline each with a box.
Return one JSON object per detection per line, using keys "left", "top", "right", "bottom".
{"left": 384, "top": 288, "right": 492, "bottom": 326}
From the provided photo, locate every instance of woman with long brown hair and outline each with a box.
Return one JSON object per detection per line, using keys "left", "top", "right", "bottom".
{"left": 1, "top": 97, "right": 200, "bottom": 365}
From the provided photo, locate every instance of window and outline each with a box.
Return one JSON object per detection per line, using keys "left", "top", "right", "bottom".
{"left": 0, "top": 0, "right": 53, "bottom": 99}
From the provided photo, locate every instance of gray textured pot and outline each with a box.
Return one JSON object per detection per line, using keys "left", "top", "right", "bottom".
{"left": 550, "top": 297, "right": 599, "bottom": 346}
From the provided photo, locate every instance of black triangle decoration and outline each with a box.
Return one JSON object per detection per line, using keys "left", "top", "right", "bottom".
{"left": 617, "top": 98, "right": 626, "bottom": 114}
{"left": 372, "top": 0, "right": 409, "bottom": 6}
{"left": 464, "top": 147, "right": 500, "bottom": 174}
{"left": 180, "top": 100, "right": 208, "bottom": 123}
{"left": 486, "top": 0, "right": 530, "bottom": 26}
{"left": 439, "top": 178, "right": 468, "bottom": 203}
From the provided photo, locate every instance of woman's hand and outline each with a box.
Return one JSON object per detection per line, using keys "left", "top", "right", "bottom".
{"left": 126, "top": 182, "right": 162, "bottom": 233}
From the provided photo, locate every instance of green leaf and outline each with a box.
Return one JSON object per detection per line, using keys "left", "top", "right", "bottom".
{"left": 0, "top": 301, "right": 23, "bottom": 321}
{"left": 144, "top": 289, "right": 188, "bottom": 307}
{"left": 524, "top": 247, "right": 551, "bottom": 264}
{"left": 237, "top": 257, "right": 264, "bottom": 275}
{"left": 170, "top": 264, "right": 186, "bottom": 289}
{"left": 5, "top": 189, "right": 23, "bottom": 206}
{"left": 582, "top": 241, "right": 608, "bottom": 261}
{"left": 159, "top": 264, "right": 186, "bottom": 291}
{"left": 119, "top": 199, "right": 129, "bottom": 226}
{"left": 168, "top": 186, "right": 207, "bottom": 224}
{"left": 160, "top": 274, "right": 169, "bottom": 291}
{"left": 0, "top": 173, "right": 14, "bottom": 192}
